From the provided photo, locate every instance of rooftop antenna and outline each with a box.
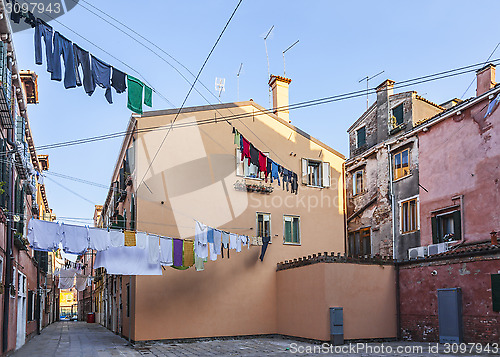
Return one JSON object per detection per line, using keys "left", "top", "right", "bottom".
{"left": 215, "top": 77, "right": 225, "bottom": 99}
{"left": 237, "top": 63, "right": 243, "bottom": 101}
{"left": 282, "top": 39, "right": 299, "bottom": 77}
{"left": 263, "top": 25, "right": 274, "bottom": 107}
{"left": 358, "top": 70, "right": 384, "bottom": 109}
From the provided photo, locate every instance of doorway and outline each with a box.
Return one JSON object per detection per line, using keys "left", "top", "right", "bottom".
{"left": 16, "top": 272, "right": 27, "bottom": 350}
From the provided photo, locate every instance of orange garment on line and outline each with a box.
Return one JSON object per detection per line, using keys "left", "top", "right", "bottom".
{"left": 183, "top": 240, "right": 194, "bottom": 267}
{"left": 124, "top": 230, "right": 136, "bottom": 246}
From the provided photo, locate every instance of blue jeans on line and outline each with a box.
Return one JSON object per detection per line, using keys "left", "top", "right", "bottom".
{"left": 34, "top": 19, "right": 54, "bottom": 73}
{"left": 51, "top": 31, "right": 77, "bottom": 89}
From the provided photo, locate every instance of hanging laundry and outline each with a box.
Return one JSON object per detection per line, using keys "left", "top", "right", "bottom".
{"left": 266, "top": 158, "right": 272, "bottom": 182}
{"left": 88, "top": 227, "right": 110, "bottom": 251}
{"left": 27, "top": 219, "right": 61, "bottom": 252}
{"left": 271, "top": 161, "right": 280, "bottom": 185}
{"left": 173, "top": 238, "right": 183, "bottom": 267}
{"left": 259, "top": 237, "right": 271, "bottom": 261}
{"left": 127, "top": 75, "right": 144, "bottom": 114}
{"left": 159, "top": 237, "right": 173, "bottom": 266}
{"left": 229, "top": 233, "right": 238, "bottom": 250}
{"left": 241, "top": 136, "right": 250, "bottom": 161}
{"left": 259, "top": 152, "right": 268, "bottom": 177}
{"left": 136, "top": 232, "right": 148, "bottom": 249}
{"left": 61, "top": 223, "right": 89, "bottom": 255}
{"left": 9, "top": 0, "right": 21, "bottom": 23}
{"left": 213, "top": 229, "right": 222, "bottom": 255}
{"left": 124, "top": 230, "right": 136, "bottom": 247}
{"left": 58, "top": 268, "right": 76, "bottom": 289}
{"left": 90, "top": 55, "right": 112, "bottom": 104}
{"left": 34, "top": 18, "right": 54, "bottom": 73}
{"left": 194, "top": 221, "right": 208, "bottom": 259}
{"left": 183, "top": 240, "right": 195, "bottom": 267}
{"left": 73, "top": 44, "right": 93, "bottom": 94}
{"left": 237, "top": 235, "right": 246, "bottom": 253}
{"left": 51, "top": 32, "right": 77, "bottom": 89}
{"left": 147, "top": 234, "right": 160, "bottom": 265}
{"left": 233, "top": 127, "right": 241, "bottom": 146}
{"left": 195, "top": 255, "right": 205, "bottom": 271}
{"left": 111, "top": 67, "right": 127, "bottom": 94}
{"left": 209, "top": 242, "right": 217, "bottom": 261}
{"left": 109, "top": 229, "right": 124, "bottom": 247}
{"left": 282, "top": 168, "right": 290, "bottom": 191}
{"left": 221, "top": 231, "right": 230, "bottom": 249}
{"left": 484, "top": 93, "right": 500, "bottom": 118}
{"left": 144, "top": 85, "right": 153, "bottom": 107}
{"left": 207, "top": 227, "right": 214, "bottom": 244}
{"left": 75, "top": 273, "right": 88, "bottom": 291}
{"left": 94, "top": 245, "right": 162, "bottom": 275}
{"left": 290, "top": 172, "right": 298, "bottom": 195}
{"left": 249, "top": 144, "right": 259, "bottom": 167}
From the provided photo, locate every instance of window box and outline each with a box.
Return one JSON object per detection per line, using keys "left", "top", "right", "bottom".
{"left": 234, "top": 180, "right": 273, "bottom": 194}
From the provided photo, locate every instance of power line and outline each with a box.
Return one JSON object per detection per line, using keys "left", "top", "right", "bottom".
{"left": 137, "top": 0, "right": 244, "bottom": 190}
{"left": 33, "top": 58, "right": 500, "bottom": 151}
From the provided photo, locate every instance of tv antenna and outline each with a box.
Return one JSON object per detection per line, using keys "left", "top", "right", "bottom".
{"left": 359, "top": 70, "right": 384, "bottom": 109}
{"left": 282, "top": 39, "right": 299, "bottom": 77}
{"left": 263, "top": 25, "right": 274, "bottom": 107}
{"left": 236, "top": 63, "right": 243, "bottom": 101}
{"left": 215, "top": 77, "right": 225, "bottom": 98}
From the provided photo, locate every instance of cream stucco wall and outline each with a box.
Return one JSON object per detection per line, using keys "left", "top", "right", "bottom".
{"left": 276, "top": 262, "right": 397, "bottom": 341}
{"left": 129, "top": 102, "right": 345, "bottom": 341}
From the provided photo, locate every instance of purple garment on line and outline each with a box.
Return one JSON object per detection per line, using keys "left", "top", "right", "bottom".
{"left": 173, "top": 239, "right": 183, "bottom": 266}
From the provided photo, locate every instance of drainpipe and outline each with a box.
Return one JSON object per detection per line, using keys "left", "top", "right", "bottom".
{"left": 2, "top": 128, "right": 15, "bottom": 353}
{"left": 386, "top": 143, "right": 397, "bottom": 260}
{"left": 450, "top": 195, "right": 465, "bottom": 248}
{"left": 36, "top": 259, "right": 40, "bottom": 335}
{"left": 342, "top": 162, "right": 347, "bottom": 254}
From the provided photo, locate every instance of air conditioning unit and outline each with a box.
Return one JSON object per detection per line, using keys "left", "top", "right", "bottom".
{"left": 428, "top": 242, "right": 449, "bottom": 256}
{"left": 408, "top": 246, "right": 428, "bottom": 260}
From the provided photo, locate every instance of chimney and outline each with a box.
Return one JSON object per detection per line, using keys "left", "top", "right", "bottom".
{"left": 269, "top": 75, "right": 292, "bottom": 122}
{"left": 476, "top": 63, "right": 496, "bottom": 96}
{"left": 491, "top": 231, "right": 498, "bottom": 246}
{"left": 376, "top": 79, "right": 395, "bottom": 140}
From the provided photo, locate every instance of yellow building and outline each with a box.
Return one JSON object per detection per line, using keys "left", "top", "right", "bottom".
{"left": 59, "top": 290, "right": 78, "bottom": 319}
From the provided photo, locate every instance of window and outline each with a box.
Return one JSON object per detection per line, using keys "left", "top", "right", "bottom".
{"left": 236, "top": 149, "right": 264, "bottom": 179}
{"left": 130, "top": 194, "right": 136, "bottom": 231}
{"left": 353, "top": 170, "right": 363, "bottom": 195}
{"left": 284, "top": 215, "right": 300, "bottom": 244}
{"left": 432, "top": 210, "right": 461, "bottom": 243}
{"left": 390, "top": 104, "right": 404, "bottom": 128}
{"left": 356, "top": 126, "right": 366, "bottom": 148}
{"left": 27, "top": 290, "right": 35, "bottom": 321}
{"left": 301, "top": 159, "right": 331, "bottom": 188}
{"left": 393, "top": 148, "right": 410, "bottom": 180}
{"left": 348, "top": 228, "right": 371, "bottom": 257}
{"left": 401, "top": 197, "right": 419, "bottom": 234}
{"left": 492, "top": 274, "right": 500, "bottom": 312}
{"left": 256, "top": 213, "right": 271, "bottom": 240}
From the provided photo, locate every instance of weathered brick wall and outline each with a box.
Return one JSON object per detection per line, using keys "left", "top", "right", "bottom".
{"left": 399, "top": 254, "right": 500, "bottom": 343}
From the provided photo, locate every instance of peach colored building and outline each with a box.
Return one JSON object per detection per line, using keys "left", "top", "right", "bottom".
{"left": 98, "top": 76, "right": 352, "bottom": 341}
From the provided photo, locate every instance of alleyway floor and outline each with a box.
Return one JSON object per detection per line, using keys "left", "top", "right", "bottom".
{"left": 12, "top": 321, "right": 492, "bottom": 356}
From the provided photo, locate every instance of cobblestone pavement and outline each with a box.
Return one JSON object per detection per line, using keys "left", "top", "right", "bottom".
{"left": 12, "top": 321, "right": 494, "bottom": 356}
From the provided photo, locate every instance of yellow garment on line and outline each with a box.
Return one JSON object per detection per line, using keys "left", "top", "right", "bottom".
{"left": 183, "top": 240, "right": 194, "bottom": 267}
{"left": 124, "top": 230, "right": 136, "bottom": 246}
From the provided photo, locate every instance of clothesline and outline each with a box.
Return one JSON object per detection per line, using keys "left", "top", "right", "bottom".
{"left": 12, "top": 2, "right": 154, "bottom": 114}
{"left": 235, "top": 129, "right": 299, "bottom": 194}
{"left": 27, "top": 218, "right": 270, "bottom": 276}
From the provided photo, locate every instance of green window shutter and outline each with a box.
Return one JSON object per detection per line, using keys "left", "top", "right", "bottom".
{"left": 394, "top": 104, "right": 404, "bottom": 125}
{"left": 453, "top": 211, "right": 462, "bottom": 241}
{"left": 431, "top": 216, "right": 438, "bottom": 244}
{"left": 284, "top": 218, "right": 291, "bottom": 243}
{"left": 492, "top": 274, "right": 500, "bottom": 312}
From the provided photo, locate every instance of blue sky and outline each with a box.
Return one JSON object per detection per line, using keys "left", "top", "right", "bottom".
{"left": 11, "top": 0, "right": 500, "bottom": 223}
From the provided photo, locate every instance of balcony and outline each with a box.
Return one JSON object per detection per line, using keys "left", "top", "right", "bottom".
{"left": 14, "top": 141, "right": 29, "bottom": 179}
{"left": 0, "top": 86, "right": 13, "bottom": 129}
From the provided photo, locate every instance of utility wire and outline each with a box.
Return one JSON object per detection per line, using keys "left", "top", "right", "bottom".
{"left": 137, "top": 0, "right": 244, "bottom": 190}
{"left": 460, "top": 42, "right": 500, "bottom": 99}
{"left": 34, "top": 58, "right": 500, "bottom": 151}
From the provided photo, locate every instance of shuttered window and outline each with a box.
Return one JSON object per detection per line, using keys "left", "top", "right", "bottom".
{"left": 348, "top": 228, "right": 371, "bottom": 257}
{"left": 393, "top": 149, "right": 410, "bottom": 180}
{"left": 301, "top": 159, "right": 330, "bottom": 188}
{"left": 284, "top": 215, "right": 300, "bottom": 244}
{"left": 356, "top": 126, "right": 366, "bottom": 148}
{"left": 256, "top": 213, "right": 271, "bottom": 241}
{"left": 401, "top": 198, "right": 418, "bottom": 234}
{"left": 391, "top": 104, "right": 404, "bottom": 127}
{"left": 492, "top": 274, "right": 500, "bottom": 312}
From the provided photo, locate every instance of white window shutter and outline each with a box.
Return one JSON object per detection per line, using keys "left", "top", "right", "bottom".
{"left": 236, "top": 149, "right": 242, "bottom": 176}
{"left": 301, "top": 158, "right": 308, "bottom": 184}
{"left": 322, "top": 162, "right": 331, "bottom": 187}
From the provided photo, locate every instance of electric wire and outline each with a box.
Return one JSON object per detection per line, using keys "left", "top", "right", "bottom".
{"left": 34, "top": 58, "right": 500, "bottom": 151}
{"left": 137, "top": 0, "right": 244, "bottom": 190}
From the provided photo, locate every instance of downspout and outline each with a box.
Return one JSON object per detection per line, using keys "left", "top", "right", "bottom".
{"left": 36, "top": 259, "right": 40, "bottom": 334}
